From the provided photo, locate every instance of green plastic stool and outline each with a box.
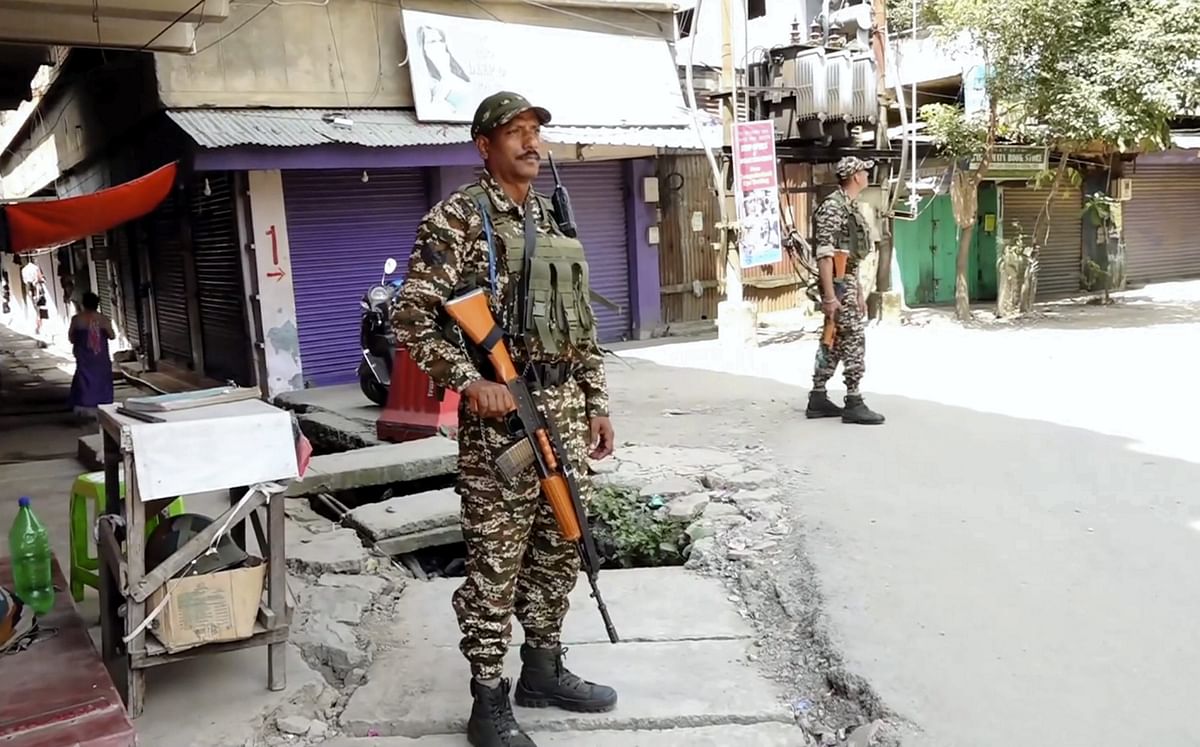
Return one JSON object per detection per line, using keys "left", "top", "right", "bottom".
{"left": 68, "top": 470, "right": 186, "bottom": 602}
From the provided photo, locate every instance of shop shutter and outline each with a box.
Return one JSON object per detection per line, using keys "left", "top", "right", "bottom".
{"left": 282, "top": 168, "right": 430, "bottom": 388}
{"left": 114, "top": 224, "right": 141, "bottom": 349}
{"left": 90, "top": 233, "right": 114, "bottom": 319}
{"left": 1001, "top": 185, "right": 1082, "bottom": 298}
{"left": 533, "top": 162, "right": 632, "bottom": 343}
{"left": 1123, "top": 164, "right": 1200, "bottom": 284}
{"left": 148, "top": 187, "right": 194, "bottom": 366}
{"left": 190, "top": 172, "right": 254, "bottom": 385}
{"left": 463, "top": 161, "right": 634, "bottom": 343}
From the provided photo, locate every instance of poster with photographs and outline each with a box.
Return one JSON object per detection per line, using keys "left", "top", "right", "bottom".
{"left": 732, "top": 121, "right": 783, "bottom": 269}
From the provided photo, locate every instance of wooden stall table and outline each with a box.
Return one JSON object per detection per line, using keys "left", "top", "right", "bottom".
{"left": 95, "top": 395, "right": 300, "bottom": 718}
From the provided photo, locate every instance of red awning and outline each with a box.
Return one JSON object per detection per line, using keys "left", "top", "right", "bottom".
{"left": 1, "top": 161, "right": 178, "bottom": 254}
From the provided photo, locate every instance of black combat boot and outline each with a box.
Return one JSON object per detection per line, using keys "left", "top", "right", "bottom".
{"left": 467, "top": 678, "right": 537, "bottom": 747}
{"left": 805, "top": 389, "right": 844, "bottom": 419}
{"left": 513, "top": 644, "right": 618, "bottom": 713}
{"left": 842, "top": 394, "right": 885, "bottom": 425}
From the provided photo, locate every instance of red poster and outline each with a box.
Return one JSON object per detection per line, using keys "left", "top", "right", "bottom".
{"left": 731, "top": 121, "right": 783, "bottom": 269}
{"left": 733, "top": 121, "right": 778, "bottom": 192}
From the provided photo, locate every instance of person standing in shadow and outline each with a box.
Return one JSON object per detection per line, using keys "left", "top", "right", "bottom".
{"left": 67, "top": 292, "right": 115, "bottom": 420}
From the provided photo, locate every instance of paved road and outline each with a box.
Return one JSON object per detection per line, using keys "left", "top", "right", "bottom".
{"left": 609, "top": 282, "right": 1200, "bottom": 746}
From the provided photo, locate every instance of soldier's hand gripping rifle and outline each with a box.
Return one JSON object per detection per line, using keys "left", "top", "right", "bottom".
{"left": 443, "top": 287, "right": 620, "bottom": 644}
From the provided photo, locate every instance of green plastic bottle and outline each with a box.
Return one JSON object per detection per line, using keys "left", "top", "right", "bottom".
{"left": 9, "top": 496, "right": 54, "bottom": 615}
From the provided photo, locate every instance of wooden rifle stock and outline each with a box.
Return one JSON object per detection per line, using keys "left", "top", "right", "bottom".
{"left": 443, "top": 288, "right": 618, "bottom": 642}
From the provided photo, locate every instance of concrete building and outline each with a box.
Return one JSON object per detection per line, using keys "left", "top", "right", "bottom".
{"left": 1, "top": 0, "right": 699, "bottom": 398}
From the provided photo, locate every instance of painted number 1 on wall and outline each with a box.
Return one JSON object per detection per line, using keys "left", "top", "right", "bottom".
{"left": 265, "top": 225, "right": 286, "bottom": 282}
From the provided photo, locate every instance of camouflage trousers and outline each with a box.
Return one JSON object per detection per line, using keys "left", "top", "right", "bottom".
{"left": 452, "top": 378, "right": 591, "bottom": 681}
{"left": 812, "top": 279, "right": 866, "bottom": 395}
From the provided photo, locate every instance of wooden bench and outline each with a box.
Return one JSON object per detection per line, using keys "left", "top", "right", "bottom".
{"left": 0, "top": 555, "right": 136, "bottom": 747}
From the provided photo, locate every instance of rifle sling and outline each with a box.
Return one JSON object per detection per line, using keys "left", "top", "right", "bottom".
{"left": 518, "top": 198, "right": 538, "bottom": 338}
{"left": 479, "top": 325, "right": 505, "bottom": 354}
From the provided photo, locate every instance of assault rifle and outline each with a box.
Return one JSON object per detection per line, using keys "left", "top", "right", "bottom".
{"left": 820, "top": 253, "right": 849, "bottom": 352}
{"left": 443, "top": 287, "right": 620, "bottom": 644}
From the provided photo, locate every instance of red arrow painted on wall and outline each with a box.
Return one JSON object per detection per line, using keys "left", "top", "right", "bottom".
{"left": 267, "top": 268, "right": 287, "bottom": 282}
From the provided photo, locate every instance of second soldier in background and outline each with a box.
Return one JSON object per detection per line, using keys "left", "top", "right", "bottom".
{"left": 806, "top": 156, "right": 886, "bottom": 425}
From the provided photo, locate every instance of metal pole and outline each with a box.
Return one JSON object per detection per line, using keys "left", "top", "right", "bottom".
{"left": 720, "top": 0, "right": 742, "bottom": 305}
{"left": 872, "top": 0, "right": 893, "bottom": 296}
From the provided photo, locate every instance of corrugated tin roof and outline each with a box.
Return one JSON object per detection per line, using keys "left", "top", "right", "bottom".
{"left": 167, "top": 108, "right": 719, "bottom": 151}
{"left": 1172, "top": 130, "right": 1200, "bottom": 150}
{"left": 167, "top": 109, "right": 470, "bottom": 148}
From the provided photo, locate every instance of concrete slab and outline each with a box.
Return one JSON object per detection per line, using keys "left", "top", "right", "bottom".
{"left": 376, "top": 525, "right": 464, "bottom": 555}
{"left": 300, "top": 410, "right": 382, "bottom": 451}
{"left": 77, "top": 432, "right": 103, "bottom": 470}
{"left": 341, "top": 639, "right": 790, "bottom": 737}
{"left": 277, "top": 383, "right": 371, "bottom": 413}
{"left": 287, "top": 527, "right": 372, "bottom": 575}
{"left": 389, "top": 568, "right": 755, "bottom": 648}
{"left": 322, "top": 723, "right": 808, "bottom": 746}
{"left": 286, "top": 438, "right": 458, "bottom": 496}
{"left": 347, "top": 487, "right": 460, "bottom": 540}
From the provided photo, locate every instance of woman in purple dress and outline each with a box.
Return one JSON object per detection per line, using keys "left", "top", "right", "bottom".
{"left": 68, "top": 292, "right": 116, "bottom": 419}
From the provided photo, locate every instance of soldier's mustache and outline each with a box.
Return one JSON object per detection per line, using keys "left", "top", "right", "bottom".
{"left": 519, "top": 150, "right": 539, "bottom": 160}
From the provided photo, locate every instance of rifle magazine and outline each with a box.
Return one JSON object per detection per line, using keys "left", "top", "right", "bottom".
{"left": 496, "top": 438, "right": 536, "bottom": 483}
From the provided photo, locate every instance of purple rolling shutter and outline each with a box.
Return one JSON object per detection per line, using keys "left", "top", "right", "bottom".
{"left": 282, "top": 168, "right": 429, "bottom": 387}
{"left": 462, "top": 161, "right": 633, "bottom": 343}
{"left": 534, "top": 162, "right": 631, "bottom": 343}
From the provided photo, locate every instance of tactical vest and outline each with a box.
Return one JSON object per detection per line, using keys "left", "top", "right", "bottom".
{"left": 839, "top": 200, "right": 874, "bottom": 267}
{"left": 458, "top": 182, "right": 598, "bottom": 359}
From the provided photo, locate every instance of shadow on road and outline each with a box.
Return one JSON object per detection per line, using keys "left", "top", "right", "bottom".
{"left": 607, "top": 355, "right": 1200, "bottom": 747}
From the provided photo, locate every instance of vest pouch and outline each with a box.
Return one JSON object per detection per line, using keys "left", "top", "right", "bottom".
{"left": 526, "top": 234, "right": 595, "bottom": 356}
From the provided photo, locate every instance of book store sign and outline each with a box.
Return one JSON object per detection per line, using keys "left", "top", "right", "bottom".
{"left": 967, "top": 145, "right": 1049, "bottom": 180}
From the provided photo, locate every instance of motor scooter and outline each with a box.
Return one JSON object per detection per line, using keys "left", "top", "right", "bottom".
{"left": 357, "top": 257, "right": 401, "bottom": 406}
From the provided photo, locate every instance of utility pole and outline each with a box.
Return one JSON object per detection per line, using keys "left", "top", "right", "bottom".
{"left": 719, "top": 0, "right": 741, "bottom": 306}
{"left": 716, "top": 0, "right": 757, "bottom": 349}
{"left": 870, "top": 0, "right": 900, "bottom": 320}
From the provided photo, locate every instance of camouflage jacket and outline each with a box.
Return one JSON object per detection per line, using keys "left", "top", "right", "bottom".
{"left": 390, "top": 171, "right": 610, "bottom": 419}
{"left": 813, "top": 188, "right": 872, "bottom": 274}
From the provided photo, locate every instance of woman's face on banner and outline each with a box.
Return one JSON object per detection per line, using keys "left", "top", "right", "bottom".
{"left": 422, "top": 28, "right": 452, "bottom": 74}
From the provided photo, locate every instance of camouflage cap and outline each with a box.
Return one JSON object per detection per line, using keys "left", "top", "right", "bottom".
{"left": 470, "top": 91, "right": 552, "bottom": 140}
{"left": 834, "top": 156, "right": 876, "bottom": 180}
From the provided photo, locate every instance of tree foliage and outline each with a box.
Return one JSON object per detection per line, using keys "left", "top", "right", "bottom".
{"left": 909, "top": 0, "right": 1200, "bottom": 319}
{"left": 921, "top": 0, "right": 1200, "bottom": 158}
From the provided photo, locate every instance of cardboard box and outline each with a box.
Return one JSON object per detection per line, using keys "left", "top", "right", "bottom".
{"left": 148, "top": 559, "right": 267, "bottom": 654}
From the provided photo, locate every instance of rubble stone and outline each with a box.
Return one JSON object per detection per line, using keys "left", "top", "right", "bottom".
{"left": 300, "top": 585, "right": 374, "bottom": 625}
{"left": 667, "top": 493, "right": 710, "bottom": 522}
{"left": 741, "top": 500, "right": 786, "bottom": 523}
{"left": 640, "top": 476, "right": 703, "bottom": 499}
{"left": 276, "top": 716, "right": 311, "bottom": 736}
{"left": 724, "top": 469, "right": 777, "bottom": 490}
{"left": 293, "top": 617, "right": 373, "bottom": 678}
{"left": 316, "top": 573, "right": 390, "bottom": 596}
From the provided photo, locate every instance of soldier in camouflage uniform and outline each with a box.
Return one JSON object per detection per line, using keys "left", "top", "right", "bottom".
{"left": 391, "top": 91, "right": 618, "bottom": 747}
{"left": 805, "top": 156, "right": 886, "bottom": 425}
